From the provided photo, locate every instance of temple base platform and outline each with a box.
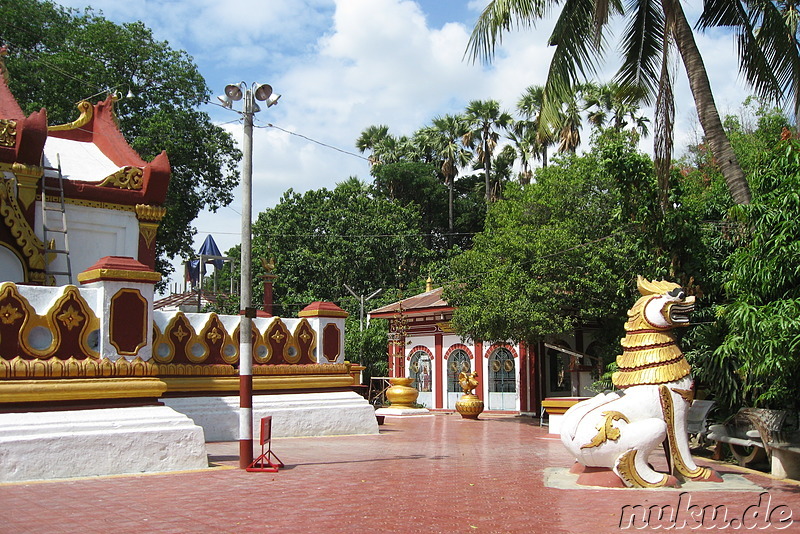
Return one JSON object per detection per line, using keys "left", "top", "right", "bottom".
{"left": 0, "top": 405, "right": 208, "bottom": 483}
{"left": 163, "top": 390, "right": 379, "bottom": 441}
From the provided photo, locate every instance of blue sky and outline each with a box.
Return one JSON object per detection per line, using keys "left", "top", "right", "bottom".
{"left": 52, "top": 0, "right": 751, "bottom": 290}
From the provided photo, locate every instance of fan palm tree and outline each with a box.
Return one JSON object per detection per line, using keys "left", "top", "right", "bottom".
{"left": 356, "top": 124, "right": 390, "bottom": 166}
{"left": 582, "top": 82, "right": 650, "bottom": 136}
{"left": 467, "top": 0, "right": 753, "bottom": 205}
{"left": 426, "top": 114, "right": 473, "bottom": 235}
{"left": 463, "top": 99, "right": 514, "bottom": 207}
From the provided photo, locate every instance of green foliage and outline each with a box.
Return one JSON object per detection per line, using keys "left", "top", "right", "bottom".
{"left": 715, "top": 138, "right": 800, "bottom": 410}
{"left": 0, "top": 0, "right": 241, "bottom": 284}
{"left": 250, "top": 179, "right": 429, "bottom": 317}
{"left": 344, "top": 319, "right": 389, "bottom": 384}
{"left": 445, "top": 133, "right": 649, "bottom": 346}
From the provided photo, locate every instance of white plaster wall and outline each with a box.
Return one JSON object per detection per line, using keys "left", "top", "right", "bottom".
{"left": 0, "top": 406, "right": 208, "bottom": 483}
{"left": 13, "top": 284, "right": 100, "bottom": 318}
{"left": 0, "top": 247, "right": 25, "bottom": 283}
{"left": 35, "top": 203, "right": 138, "bottom": 285}
{"left": 163, "top": 391, "right": 379, "bottom": 441}
{"left": 80, "top": 280, "right": 155, "bottom": 361}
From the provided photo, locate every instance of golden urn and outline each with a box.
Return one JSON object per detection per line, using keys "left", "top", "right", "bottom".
{"left": 455, "top": 371, "right": 484, "bottom": 419}
{"left": 385, "top": 377, "right": 419, "bottom": 409}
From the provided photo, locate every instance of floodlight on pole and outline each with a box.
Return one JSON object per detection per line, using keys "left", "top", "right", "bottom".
{"left": 220, "top": 80, "right": 280, "bottom": 469}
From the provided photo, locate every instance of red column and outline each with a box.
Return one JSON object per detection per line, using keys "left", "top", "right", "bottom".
{"left": 519, "top": 343, "right": 529, "bottom": 412}
{"left": 434, "top": 333, "right": 443, "bottom": 409}
{"left": 261, "top": 274, "right": 276, "bottom": 316}
{"left": 474, "top": 340, "right": 484, "bottom": 402}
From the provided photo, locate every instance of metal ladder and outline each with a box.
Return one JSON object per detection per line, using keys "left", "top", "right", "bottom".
{"left": 41, "top": 155, "right": 72, "bottom": 285}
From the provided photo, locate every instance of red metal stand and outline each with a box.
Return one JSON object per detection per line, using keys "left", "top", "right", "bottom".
{"left": 246, "top": 416, "right": 284, "bottom": 472}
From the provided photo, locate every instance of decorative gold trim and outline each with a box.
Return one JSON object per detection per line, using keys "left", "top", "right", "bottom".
{"left": 48, "top": 100, "right": 93, "bottom": 132}
{"left": 616, "top": 449, "right": 670, "bottom": 488}
{"left": 139, "top": 222, "right": 159, "bottom": 248}
{"left": 0, "top": 118, "right": 16, "bottom": 147}
{"left": 298, "top": 308, "right": 349, "bottom": 318}
{"left": 581, "top": 411, "right": 630, "bottom": 449}
{"left": 161, "top": 374, "right": 355, "bottom": 393}
{"left": 0, "top": 356, "right": 157, "bottom": 379}
{"left": 135, "top": 204, "right": 167, "bottom": 222}
{"left": 0, "top": 377, "right": 166, "bottom": 403}
{"left": 77, "top": 268, "right": 162, "bottom": 284}
{"left": 14, "top": 173, "right": 41, "bottom": 210}
{"left": 98, "top": 167, "right": 143, "bottom": 189}
{"left": 659, "top": 384, "right": 706, "bottom": 479}
{"left": 0, "top": 178, "right": 46, "bottom": 269}
{"left": 671, "top": 388, "right": 694, "bottom": 404}
{"left": 154, "top": 363, "right": 236, "bottom": 376}
{"left": 45, "top": 196, "right": 137, "bottom": 213}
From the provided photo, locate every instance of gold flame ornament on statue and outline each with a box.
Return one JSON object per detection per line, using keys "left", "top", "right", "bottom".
{"left": 385, "top": 377, "right": 419, "bottom": 409}
{"left": 455, "top": 371, "right": 484, "bottom": 419}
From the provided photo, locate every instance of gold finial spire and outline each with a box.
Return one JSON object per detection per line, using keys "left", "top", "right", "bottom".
{"left": 426, "top": 276, "right": 433, "bottom": 292}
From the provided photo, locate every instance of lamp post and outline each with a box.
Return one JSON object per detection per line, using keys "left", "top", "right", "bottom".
{"left": 218, "top": 82, "right": 280, "bottom": 468}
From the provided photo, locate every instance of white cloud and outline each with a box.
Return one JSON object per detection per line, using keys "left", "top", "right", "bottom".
{"left": 51, "top": 0, "right": 756, "bottom": 288}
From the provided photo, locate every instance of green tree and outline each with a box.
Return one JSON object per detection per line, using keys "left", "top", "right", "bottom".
{"left": 250, "top": 178, "right": 430, "bottom": 317}
{"left": 466, "top": 0, "right": 753, "bottom": 205}
{"left": 428, "top": 114, "right": 473, "bottom": 235}
{"left": 444, "top": 134, "right": 649, "bottom": 349}
{"left": 714, "top": 136, "right": 800, "bottom": 411}
{"left": 370, "top": 161, "right": 449, "bottom": 252}
{"left": 0, "top": 1, "right": 241, "bottom": 281}
{"left": 462, "top": 99, "right": 514, "bottom": 207}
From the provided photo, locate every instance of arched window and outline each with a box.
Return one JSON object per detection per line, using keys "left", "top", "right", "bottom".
{"left": 489, "top": 348, "right": 516, "bottom": 393}
{"left": 447, "top": 349, "right": 470, "bottom": 392}
{"left": 409, "top": 350, "right": 432, "bottom": 392}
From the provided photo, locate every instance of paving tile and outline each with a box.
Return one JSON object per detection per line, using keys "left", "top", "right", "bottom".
{"left": 1, "top": 413, "right": 799, "bottom": 533}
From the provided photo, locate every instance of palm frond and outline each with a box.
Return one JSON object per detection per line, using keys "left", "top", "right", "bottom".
{"left": 615, "top": 0, "right": 665, "bottom": 104}
{"left": 466, "top": 0, "right": 551, "bottom": 63}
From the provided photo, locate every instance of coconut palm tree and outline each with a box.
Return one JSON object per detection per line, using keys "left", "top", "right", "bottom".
{"left": 466, "top": 0, "right": 753, "bottom": 205}
{"left": 517, "top": 85, "right": 557, "bottom": 168}
{"left": 463, "top": 99, "right": 514, "bottom": 207}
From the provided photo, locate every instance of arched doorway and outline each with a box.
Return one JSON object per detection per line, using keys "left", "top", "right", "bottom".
{"left": 488, "top": 347, "right": 516, "bottom": 410}
{"left": 408, "top": 350, "right": 433, "bottom": 408}
{"left": 446, "top": 349, "right": 470, "bottom": 409}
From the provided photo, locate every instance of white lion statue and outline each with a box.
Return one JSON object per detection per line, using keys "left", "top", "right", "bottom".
{"left": 560, "top": 276, "right": 722, "bottom": 488}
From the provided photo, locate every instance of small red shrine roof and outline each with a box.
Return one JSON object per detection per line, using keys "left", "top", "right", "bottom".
{"left": 0, "top": 65, "right": 170, "bottom": 207}
{"left": 368, "top": 287, "right": 452, "bottom": 319}
{"left": 299, "top": 301, "right": 349, "bottom": 318}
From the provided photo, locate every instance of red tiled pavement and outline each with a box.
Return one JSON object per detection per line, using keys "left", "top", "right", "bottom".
{"left": 1, "top": 413, "right": 799, "bottom": 533}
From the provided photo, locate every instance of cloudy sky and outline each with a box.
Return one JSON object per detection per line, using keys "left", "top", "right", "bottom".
{"left": 53, "top": 0, "right": 752, "bottom": 289}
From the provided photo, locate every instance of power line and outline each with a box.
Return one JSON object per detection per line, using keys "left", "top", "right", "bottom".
{"left": 255, "top": 119, "right": 371, "bottom": 162}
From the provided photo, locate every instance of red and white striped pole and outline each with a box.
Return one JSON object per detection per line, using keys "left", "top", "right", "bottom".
{"left": 239, "top": 85, "right": 255, "bottom": 468}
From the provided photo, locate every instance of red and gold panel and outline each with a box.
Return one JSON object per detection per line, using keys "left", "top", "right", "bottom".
{"left": 293, "top": 318, "right": 316, "bottom": 365}
{"left": 163, "top": 313, "right": 199, "bottom": 364}
{"left": 265, "top": 319, "right": 299, "bottom": 365}
{"left": 322, "top": 323, "right": 341, "bottom": 362}
{"left": 198, "top": 313, "right": 236, "bottom": 365}
{"left": 109, "top": 289, "right": 147, "bottom": 356}
{"left": 46, "top": 286, "right": 101, "bottom": 360}
{"left": 0, "top": 282, "right": 36, "bottom": 359}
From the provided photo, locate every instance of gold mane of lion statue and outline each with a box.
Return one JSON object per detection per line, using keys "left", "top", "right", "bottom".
{"left": 558, "top": 276, "right": 722, "bottom": 488}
